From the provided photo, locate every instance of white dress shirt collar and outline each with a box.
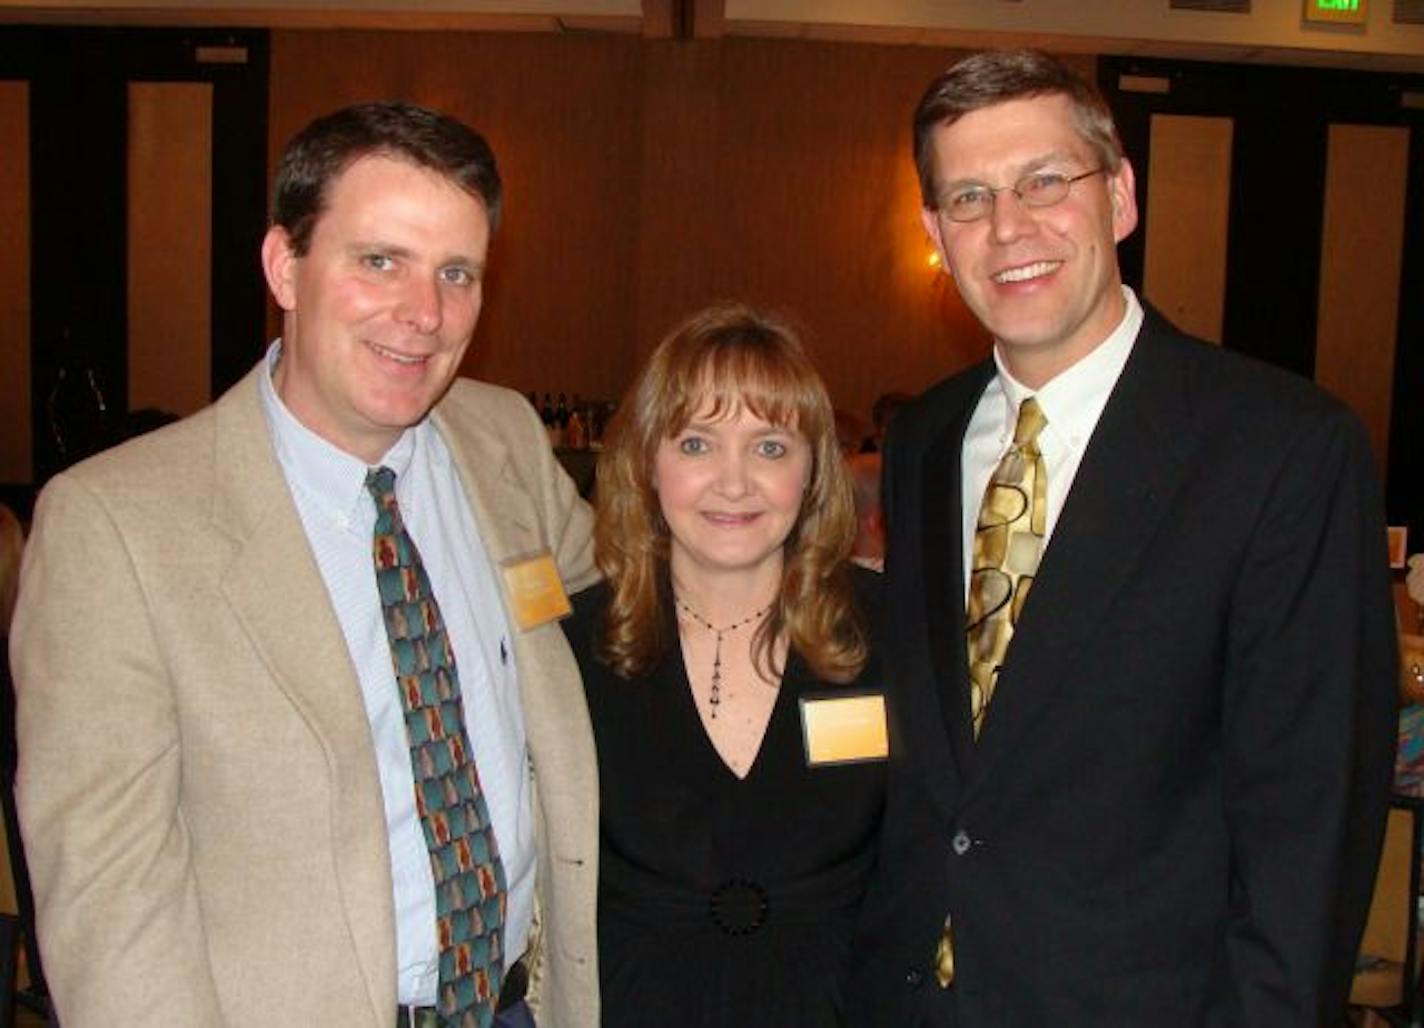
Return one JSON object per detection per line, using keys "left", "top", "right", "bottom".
{"left": 258, "top": 339, "right": 421, "bottom": 515}
{"left": 990, "top": 285, "right": 1143, "bottom": 459}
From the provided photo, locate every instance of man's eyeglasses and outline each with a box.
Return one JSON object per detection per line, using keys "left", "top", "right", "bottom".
{"left": 936, "top": 168, "right": 1106, "bottom": 223}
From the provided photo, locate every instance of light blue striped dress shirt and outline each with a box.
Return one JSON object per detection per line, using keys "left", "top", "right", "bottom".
{"left": 258, "top": 342, "right": 534, "bottom": 1005}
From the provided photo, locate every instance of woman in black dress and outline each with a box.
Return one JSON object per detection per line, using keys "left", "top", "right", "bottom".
{"left": 562, "top": 303, "right": 886, "bottom": 1027}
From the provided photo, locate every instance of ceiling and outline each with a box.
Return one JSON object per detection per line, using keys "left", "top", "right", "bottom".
{"left": 0, "top": 0, "right": 1421, "bottom": 73}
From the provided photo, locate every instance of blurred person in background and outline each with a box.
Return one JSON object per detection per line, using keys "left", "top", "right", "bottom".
{"left": 864, "top": 392, "right": 913, "bottom": 453}
{"left": 846, "top": 452, "right": 885, "bottom": 572}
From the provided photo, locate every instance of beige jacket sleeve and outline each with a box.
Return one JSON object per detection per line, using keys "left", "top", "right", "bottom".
{"left": 498, "top": 388, "right": 596, "bottom": 594}
{"left": 12, "top": 473, "right": 225, "bottom": 1026}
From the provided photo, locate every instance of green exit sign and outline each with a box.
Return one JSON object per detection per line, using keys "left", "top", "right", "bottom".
{"left": 1304, "top": 0, "right": 1367, "bottom": 23}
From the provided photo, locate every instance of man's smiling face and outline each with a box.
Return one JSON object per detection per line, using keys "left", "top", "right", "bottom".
{"left": 921, "top": 93, "right": 1138, "bottom": 387}
{"left": 263, "top": 153, "right": 490, "bottom": 463}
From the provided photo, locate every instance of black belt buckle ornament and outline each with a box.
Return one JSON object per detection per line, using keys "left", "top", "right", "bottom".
{"left": 709, "top": 878, "right": 770, "bottom": 935}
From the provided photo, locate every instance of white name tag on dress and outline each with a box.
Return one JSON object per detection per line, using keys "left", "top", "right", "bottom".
{"left": 799, "top": 692, "right": 889, "bottom": 767}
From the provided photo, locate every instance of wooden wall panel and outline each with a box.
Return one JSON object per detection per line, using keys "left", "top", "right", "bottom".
{"left": 635, "top": 37, "right": 987, "bottom": 423}
{"left": 1143, "top": 113, "right": 1232, "bottom": 344}
{"left": 1316, "top": 123, "right": 1409, "bottom": 472}
{"left": 270, "top": 32, "right": 993, "bottom": 419}
{"left": 128, "top": 81, "right": 213, "bottom": 417}
{"left": 270, "top": 30, "right": 643, "bottom": 407}
{"left": 0, "top": 80, "right": 29, "bottom": 484}
{"left": 633, "top": 38, "right": 726, "bottom": 359}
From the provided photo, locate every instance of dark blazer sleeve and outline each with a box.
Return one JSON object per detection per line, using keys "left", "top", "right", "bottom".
{"left": 1216, "top": 397, "right": 1397, "bottom": 1024}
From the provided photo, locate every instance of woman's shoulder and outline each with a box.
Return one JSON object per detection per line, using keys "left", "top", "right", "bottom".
{"left": 845, "top": 563, "right": 884, "bottom": 685}
{"left": 846, "top": 562, "right": 884, "bottom": 634}
{"left": 562, "top": 580, "right": 611, "bottom": 654}
{"left": 568, "top": 579, "right": 610, "bottom": 617}
{"left": 846, "top": 561, "right": 883, "bottom": 603}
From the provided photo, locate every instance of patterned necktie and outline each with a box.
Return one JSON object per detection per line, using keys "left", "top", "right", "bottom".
{"left": 966, "top": 397, "right": 1047, "bottom": 738}
{"left": 366, "top": 467, "right": 507, "bottom": 1028}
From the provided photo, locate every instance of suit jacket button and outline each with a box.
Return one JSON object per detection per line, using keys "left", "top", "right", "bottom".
{"left": 905, "top": 968, "right": 924, "bottom": 988}
{"left": 951, "top": 829, "right": 972, "bottom": 855}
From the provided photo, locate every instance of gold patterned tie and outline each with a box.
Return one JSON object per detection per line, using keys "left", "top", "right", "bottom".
{"left": 965, "top": 397, "right": 1047, "bottom": 738}
{"left": 934, "top": 914, "right": 956, "bottom": 988}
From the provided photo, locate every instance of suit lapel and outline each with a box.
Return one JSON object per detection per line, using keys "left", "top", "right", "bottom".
{"left": 213, "top": 371, "right": 386, "bottom": 774}
{"left": 432, "top": 405, "right": 550, "bottom": 593}
{"left": 898, "top": 364, "right": 993, "bottom": 818}
{"left": 921, "top": 404, "right": 978, "bottom": 780}
{"left": 970, "top": 317, "right": 1199, "bottom": 780}
{"left": 431, "top": 402, "right": 575, "bottom": 761}
{"left": 210, "top": 368, "right": 396, "bottom": 1018}
{"left": 432, "top": 397, "right": 599, "bottom": 876}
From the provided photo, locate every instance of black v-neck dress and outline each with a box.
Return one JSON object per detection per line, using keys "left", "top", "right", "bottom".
{"left": 562, "top": 573, "right": 886, "bottom": 1028}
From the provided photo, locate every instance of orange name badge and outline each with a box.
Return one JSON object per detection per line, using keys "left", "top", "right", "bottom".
{"left": 799, "top": 692, "right": 889, "bottom": 767}
{"left": 500, "top": 550, "right": 572, "bottom": 630}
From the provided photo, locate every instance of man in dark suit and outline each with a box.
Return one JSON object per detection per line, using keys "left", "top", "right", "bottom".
{"left": 849, "top": 49, "right": 1399, "bottom": 1026}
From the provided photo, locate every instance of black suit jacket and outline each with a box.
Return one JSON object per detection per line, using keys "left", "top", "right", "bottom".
{"left": 849, "top": 308, "right": 1399, "bottom": 1027}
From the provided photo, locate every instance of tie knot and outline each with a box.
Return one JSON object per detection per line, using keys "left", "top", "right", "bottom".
{"left": 1013, "top": 398, "right": 1047, "bottom": 448}
{"left": 365, "top": 465, "right": 397, "bottom": 504}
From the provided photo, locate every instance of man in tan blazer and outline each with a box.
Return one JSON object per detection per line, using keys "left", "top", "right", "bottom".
{"left": 11, "top": 103, "right": 600, "bottom": 1027}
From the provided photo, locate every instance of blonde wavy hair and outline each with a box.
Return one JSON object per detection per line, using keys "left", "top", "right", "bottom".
{"left": 594, "top": 302, "right": 866, "bottom": 684}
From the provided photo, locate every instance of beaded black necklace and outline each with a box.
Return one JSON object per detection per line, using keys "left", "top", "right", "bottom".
{"left": 674, "top": 597, "right": 773, "bottom": 718}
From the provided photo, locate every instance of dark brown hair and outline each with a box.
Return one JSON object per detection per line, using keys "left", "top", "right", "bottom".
{"left": 913, "top": 49, "right": 1123, "bottom": 208}
{"left": 273, "top": 101, "right": 502, "bottom": 256}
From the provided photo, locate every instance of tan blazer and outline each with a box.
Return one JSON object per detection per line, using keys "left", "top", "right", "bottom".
{"left": 10, "top": 366, "right": 601, "bottom": 1027}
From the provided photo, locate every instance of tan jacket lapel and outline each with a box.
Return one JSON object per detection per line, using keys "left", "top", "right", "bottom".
{"left": 210, "top": 367, "right": 397, "bottom": 1020}
{"left": 433, "top": 389, "right": 601, "bottom": 1023}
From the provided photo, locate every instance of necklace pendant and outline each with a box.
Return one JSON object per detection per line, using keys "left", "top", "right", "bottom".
{"left": 675, "top": 595, "right": 772, "bottom": 725}
{"left": 710, "top": 650, "right": 722, "bottom": 718}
